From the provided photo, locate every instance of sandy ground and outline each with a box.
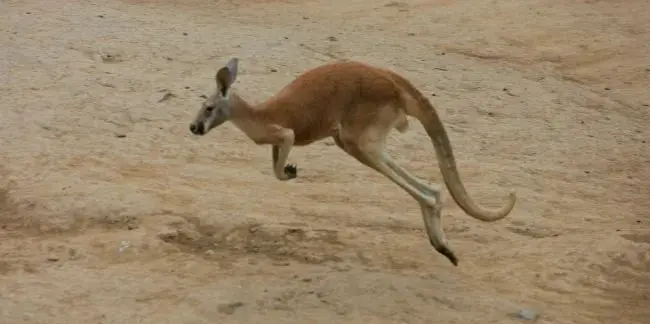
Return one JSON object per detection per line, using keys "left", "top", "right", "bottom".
{"left": 1, "top": 0, "right": 649, "bottom": 323}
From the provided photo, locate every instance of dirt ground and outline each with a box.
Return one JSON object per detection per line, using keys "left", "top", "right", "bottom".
{"left": 1, "top": 0, "right": 648, "bottom": 323}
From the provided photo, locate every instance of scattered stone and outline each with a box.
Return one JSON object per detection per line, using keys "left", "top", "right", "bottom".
{"left": 97, "top": 14, "right": 104, "bottom": 18}
{"left": 272, "top": 261, "right": 290, "bottom": 266}
{"left": 218, "top": 302, "right": 244, "bottom": 315}
{"left": 68, "top": 248, "right": 80, "bottom": 260}
{"left": 515, "top": 308, "right": 539, "bottom": 321}
{"left": 115, "top": 133, "right": 126, "bottom": 138}
{"left": 182, "top": 32, "right": 188, "bottom": 36}
{"left": 604, "top": 87, "right": 611, "bottom": 90}
{"left": 118, "top": 241, "right": 130, "bottom": 253}
{"left": 158, "top": 91, "right": 175, "bottom": 103}
{"left": 407, "top": 32, "right": 416, "bottom": 36}
{"left": 269, "top": 68, "right": 278, "bottom": 72}
{"left": 47, "top": 256, "right": 59, "bottom": 262}
{"left": 327, "top": 36, "right": 338, "bottom": 41}
{"left": 431, "top": 93, "right": 436, "bottom": 96}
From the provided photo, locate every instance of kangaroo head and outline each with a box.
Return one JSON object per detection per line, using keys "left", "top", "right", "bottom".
{"left": 189, "top": 57, "right": 239, "bottom": 136}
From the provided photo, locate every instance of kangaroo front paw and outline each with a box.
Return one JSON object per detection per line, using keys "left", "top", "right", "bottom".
{"left": 283, "top": 164, "right": 297, "bottom": 179}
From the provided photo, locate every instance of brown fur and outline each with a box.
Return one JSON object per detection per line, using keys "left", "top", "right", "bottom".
{"left": 189, "top": 58, "right": 517, "bottom": 266}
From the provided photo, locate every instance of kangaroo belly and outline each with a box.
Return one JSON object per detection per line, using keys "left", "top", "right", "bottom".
{"left": 290, "top": 118, "right": 339, "bottom": 146}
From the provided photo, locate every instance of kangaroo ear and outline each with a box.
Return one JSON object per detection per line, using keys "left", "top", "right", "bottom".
{"left": 215, "top": 58, "right": 238, "bottom": 96}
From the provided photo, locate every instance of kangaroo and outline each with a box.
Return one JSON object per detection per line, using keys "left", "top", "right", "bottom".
{"left": 189, "top": 57, "right": 517, "bottom": 266}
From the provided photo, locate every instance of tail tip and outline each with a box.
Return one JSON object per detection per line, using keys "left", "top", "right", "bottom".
{"left": 503, "top": 190, "right": 517, "bottom": 214}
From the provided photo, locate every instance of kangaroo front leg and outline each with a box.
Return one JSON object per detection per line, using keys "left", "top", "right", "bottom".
{"left": 270, "top": 128, "right": 296, "bottom": 181}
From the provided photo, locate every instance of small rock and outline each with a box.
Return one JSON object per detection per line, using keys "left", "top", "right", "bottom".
{"left": 47, "top": 256, "right": 59, "bottom": 262}
{"left": 182, "top": 32, "right": 188, "bottom": 36}
{"left": 98, "top": 14, "right": 104, "bottom": 18}
{"left": 68, "top": 248, "right": 80, "bottom": 260}
{"left": 301, "top": 277, "right": 312, "bottom": 282}
{"left": 516, "top": 308, "right": 539, "bottom": 321}
{"left": 218, "top": 302, "right": 244, "bottom": 315}
{"left": 184, "top": 86, "right": 190, "bottom": 89}
{"left": 26, "top": 12, "right": 31, "bottom": 14}
{"left": 158, "top": 92, "right": 175, "bottom": 103}
{"left": 302, "top": 16, "right": 309, "bottom": 20}
{"left": 118, "top": 241, "right": 130, "bottom": 253}
{"left": 115, "top": 133, "right": 126, "bottom": 138}
{"left": 407, "top": 32, "right": 415, "bottom": 36}
{"left": 604, "top": 87, "right": 611, "bottom": 90}
{"left": 269, "top": 68, "right": 277, "bottom": 72}
{"left": 199, "top": 94, "right": 207, "bottom": 99}
{"left": 431, "top": 93, "right": 436, "bottom": 96}
{"left": 327, "top": 36, "right": 338, "bottom": 41}
{"left": 272, "top": 261, "right": 290, "bottom": 266}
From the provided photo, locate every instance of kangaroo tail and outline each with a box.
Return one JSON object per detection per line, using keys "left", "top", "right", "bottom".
{"left": 394, "top": 74, "right": 516, "bottom": 221}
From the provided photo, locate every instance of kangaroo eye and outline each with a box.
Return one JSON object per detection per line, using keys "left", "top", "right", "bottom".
{"left": 206, "top": 106, "right": 215, "bottom": 112}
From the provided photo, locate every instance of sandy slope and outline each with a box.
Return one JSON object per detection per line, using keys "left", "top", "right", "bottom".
{"left": 1, "top": 0, "right": 648, "bottom": 323}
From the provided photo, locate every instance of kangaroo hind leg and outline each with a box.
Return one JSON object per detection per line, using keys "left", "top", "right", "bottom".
{"left": 336, "top": 124, "right": 458, "bottom": 265}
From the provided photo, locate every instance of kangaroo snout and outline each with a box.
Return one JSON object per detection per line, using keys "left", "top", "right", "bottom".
{"left": 189, "top": 123, "right": 204, "bottom": 135}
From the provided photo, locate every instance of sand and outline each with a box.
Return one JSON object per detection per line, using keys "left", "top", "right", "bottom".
{"left": 1, "top": 0, "right": 648, "bottom": 323}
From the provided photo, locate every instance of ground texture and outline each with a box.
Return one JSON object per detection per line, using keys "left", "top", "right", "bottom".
{"left": 1, "top": 0, "right": 649, "bottom": 323}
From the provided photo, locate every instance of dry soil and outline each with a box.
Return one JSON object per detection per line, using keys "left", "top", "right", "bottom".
{"left": 1, "top": 0, "right": 649, "bottom": 323}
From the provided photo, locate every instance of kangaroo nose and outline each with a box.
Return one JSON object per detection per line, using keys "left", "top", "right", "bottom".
{"left": 190, "top": 123, "right": 204, "bottom": 135}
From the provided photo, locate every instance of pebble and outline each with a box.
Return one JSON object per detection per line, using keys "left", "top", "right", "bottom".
{"left": 516, "top": 308, "right": 539, "bottom": 321}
